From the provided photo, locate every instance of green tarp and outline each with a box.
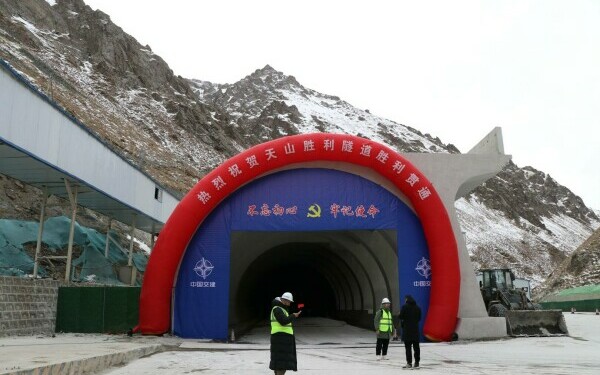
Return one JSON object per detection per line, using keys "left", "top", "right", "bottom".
{"left": 0, "top": 217, "right": 147, "bottom": 284}
{"left": 540, "top": 299, "right": 600, "bottom": 312}
{"left": 541, "top": 284, "right": 600, "bottom": 311}
{"left": 555, "top": 284, "right": 600, "bottom": 296}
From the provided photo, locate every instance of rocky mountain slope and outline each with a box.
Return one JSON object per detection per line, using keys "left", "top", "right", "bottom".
{"left": 0, "top": 0, "right": 240, "bottom": 193}
{"left": 191, "top": 64, "right": 599, "bottom": 288}
{"left": 536, "top": 227, "right": 600, "bottom": 298}
{"left": 1, "top": 0, "right": 598, "bottom": 292}
{"left": 188, "top": 66, "right": 454, "bottom": 154}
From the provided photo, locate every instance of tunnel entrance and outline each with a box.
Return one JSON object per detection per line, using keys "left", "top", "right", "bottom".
{"left": 229, "top": 230, "right": 398, "bottom": 336}
{"left": 233, "top": 242, "right": 338, "bottom": 323}
{"left": 144, "top": 134, "right": 463, "bottom": 341}
{"left": 172, "top": 168, "right": 431, "bottom": 339}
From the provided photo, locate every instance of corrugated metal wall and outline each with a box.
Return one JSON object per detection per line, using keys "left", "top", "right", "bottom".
{"left": 55, "top": 287, "right": 140, "bottom": 333}
{"left": 0, "top": 63, "right": 178, "bottom": 227}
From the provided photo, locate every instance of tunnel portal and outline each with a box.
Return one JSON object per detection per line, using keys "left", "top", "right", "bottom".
{"left": 172, "top": 168, "right": 431, "bottom": 339}
{"left": 139, "top": 134, "right": 471, "bottom": 342}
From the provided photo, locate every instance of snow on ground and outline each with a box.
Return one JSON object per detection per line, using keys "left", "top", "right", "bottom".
{"left": 101, "top": 314, "right": 600, "bottom": 375}
{"left": 282, "top": 88, "right": 445, "bottom": 153}
{"left": 126, "top": 234, "right": 151, "bottom": 254}
{"left": 539, "top": 213, "right": 600, "bottom": 252}
{"left": 455, "top": 196, "right": 525, "bottom": 249}
{"left": 455, "top": 196, "right": 597, "bottom": 286}
{"left": 11, "top": 16, "right": 39, "bottom": 34}
{"left": 10, "top": 16, "right": 54, "bottom": 49}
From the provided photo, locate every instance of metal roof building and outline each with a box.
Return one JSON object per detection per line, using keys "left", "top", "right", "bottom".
{"left": 0, "top": 60, "right": 180, "bottom": 282}
{"left": 541, "top": 284, "right": 600, "bottom": 312}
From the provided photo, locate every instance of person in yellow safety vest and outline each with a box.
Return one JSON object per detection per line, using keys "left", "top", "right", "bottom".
{"left": 374, "top": 297, "right": 396, "bottom": 360}
{"left": 269, "top": 292, "right": 302, "bottom": 375}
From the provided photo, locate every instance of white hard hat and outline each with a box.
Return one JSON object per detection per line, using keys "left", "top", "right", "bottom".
{"left": 281, "top": 292, "right": 294, "bottom": 302}
{"left": 381, "top": 298, "right": 391, "bottom": 304}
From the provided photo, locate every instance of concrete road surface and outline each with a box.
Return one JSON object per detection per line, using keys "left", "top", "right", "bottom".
{"left": 100, "top": 313, "right": 600, "bottom": 374}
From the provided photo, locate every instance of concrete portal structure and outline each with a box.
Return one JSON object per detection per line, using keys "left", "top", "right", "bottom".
{"left": 407, "top": 127, "right": 511, "bottom": 339}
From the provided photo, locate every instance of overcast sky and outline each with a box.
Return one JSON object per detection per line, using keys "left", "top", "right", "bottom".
{"left": 84, "top": 0, "right": 600, "bottom": 209}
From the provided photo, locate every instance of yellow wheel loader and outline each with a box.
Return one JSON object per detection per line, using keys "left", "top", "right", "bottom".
{"left": 479, "top": 269, "right": 568, "bottom": 337}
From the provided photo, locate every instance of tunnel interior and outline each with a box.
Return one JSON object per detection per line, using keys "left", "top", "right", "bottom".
{"left": 235, "top": 243, "right": 338, "bottom": 321}
{"left": 229, "top": 230, "right": 398, "bottom": 335}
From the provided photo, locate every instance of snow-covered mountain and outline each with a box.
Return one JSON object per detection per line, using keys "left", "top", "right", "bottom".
{"left": 189, "top": 66, "right": 453, "bottom": 154}
{"left": 536, "top": 226, "right": 600, "bottom": 298}
{"left": 190, "top": 66, "right": 599, "bottom": 288}
{"left": 0, "top": 0, "right": 240, "bottom": 193}
{"left": 1, "top": 0, "right": 598, "bottom": 293}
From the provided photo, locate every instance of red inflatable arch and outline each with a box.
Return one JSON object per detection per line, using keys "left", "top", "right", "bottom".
{"left": 137, "top": 133, "right": 460, "bottom": 341}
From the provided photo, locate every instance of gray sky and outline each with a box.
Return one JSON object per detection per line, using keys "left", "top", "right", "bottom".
{"left": 85, "top": 0, "right": 600, "bottom": 209}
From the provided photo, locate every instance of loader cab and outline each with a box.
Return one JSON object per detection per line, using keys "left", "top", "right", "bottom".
{"left": 478, "top": 268, "right": 516, "bottom": 311}
{"left": 479, "top": 269, "right": 514, "bottom": 290}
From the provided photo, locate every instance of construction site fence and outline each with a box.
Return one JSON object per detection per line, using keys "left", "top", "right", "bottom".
{"left": 540, "top": 299, "right": 600, "bottom": 312}
{"left": 55, "top": 286, "right": 140, "bottom": 333}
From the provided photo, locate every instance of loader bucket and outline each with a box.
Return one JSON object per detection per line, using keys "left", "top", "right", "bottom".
{"left": 505, "top": 310, "right": 568, "bottom": 337}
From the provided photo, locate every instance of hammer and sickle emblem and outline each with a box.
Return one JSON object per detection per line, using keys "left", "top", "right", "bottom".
{"left": 307, "top": 203, "right": 322, "bottom": 218}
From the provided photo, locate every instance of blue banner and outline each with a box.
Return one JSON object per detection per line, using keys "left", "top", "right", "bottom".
{"left": 174, "top": 168, "right": 430, "bottom": 340}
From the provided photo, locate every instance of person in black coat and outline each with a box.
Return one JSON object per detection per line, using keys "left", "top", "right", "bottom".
{"left": 270, "top": 292, "right": 301, "bottom": 374}
{"left": 399, "top": 295, "right": 421, "bottom": 369}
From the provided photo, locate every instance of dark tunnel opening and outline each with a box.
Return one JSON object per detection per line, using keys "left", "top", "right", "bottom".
{"left": 235, "top": 243, "right": 338, "bottom": 324}
{"left": 229, "top": 230, "right": 398, "bottom": 337}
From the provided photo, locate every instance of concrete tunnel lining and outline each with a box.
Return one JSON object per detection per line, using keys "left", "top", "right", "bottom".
{"left": 229, "top": 230, "right": 398, "bottom": 334}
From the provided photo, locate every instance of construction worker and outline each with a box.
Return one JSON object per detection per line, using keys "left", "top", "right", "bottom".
{"left": 374, "top": 297, "right": 394, "bottom": 360}
{"left": 269, "top": 292, "right": 302, "bottom": 375}
{"left": 400, "top": 295, "right": 422, "bottom": 369}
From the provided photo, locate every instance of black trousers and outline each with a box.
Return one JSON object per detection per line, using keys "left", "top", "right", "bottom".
{"left": 376, "top": 338, "right": 390, "bottom": 355}
{"left": 404, "top": 340, "right": 420, "bottom": 364}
